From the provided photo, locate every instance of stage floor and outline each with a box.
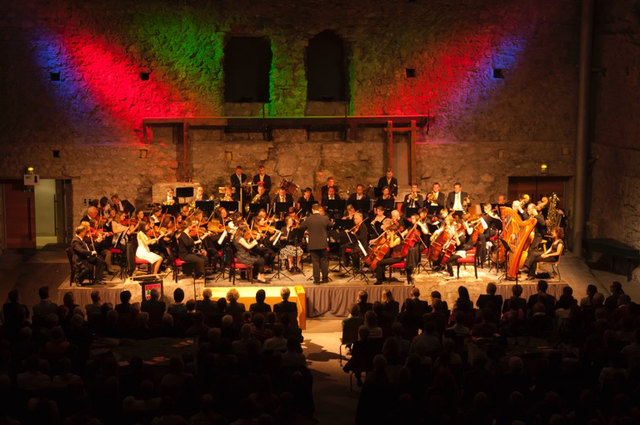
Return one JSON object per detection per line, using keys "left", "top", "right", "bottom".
{"left": 56, "top": 259, "right": 567, "bottom": 324}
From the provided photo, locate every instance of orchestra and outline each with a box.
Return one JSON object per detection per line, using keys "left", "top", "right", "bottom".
{"left": 69, "top": 166, "right": 567, "bottom": 286}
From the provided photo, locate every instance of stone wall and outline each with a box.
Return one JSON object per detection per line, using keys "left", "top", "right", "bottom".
{"left": 589, "top": 0, "right": 640, "bottom": 281}
{"left": 0, "top": 0, "right": 581, "bottom": 239}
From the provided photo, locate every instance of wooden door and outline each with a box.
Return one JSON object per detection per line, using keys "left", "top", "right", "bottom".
{"left": 508, "top": 176, "right": 569, "bottom": 207}
{"left": 4, "top": 182, "right": 36, "bottom": 249}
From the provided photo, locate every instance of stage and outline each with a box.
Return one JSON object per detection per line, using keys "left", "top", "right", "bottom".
{"left": 56, "top": 259, "right": 568, "bottom": 328}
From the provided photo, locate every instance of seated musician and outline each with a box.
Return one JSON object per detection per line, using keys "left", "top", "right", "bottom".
{"left": 525, "top": 227, "right": 564, "bottom": 279}
{"left": 347, "top": 184, "right": 370, "bottom": 209}
{"left": 150, "top": 205, "right": 163, "bottom": 225}
{"left": 403, "top": 184, "right": 424, "bottom": 210}
{"left": 252, "top": 216, "right": 277, "bottom": 268}
{"left": 373, "top": 222, "right": 404, "bottom": 285}
{"left": 320, "top": 176, "right": 339, "bottom": 205}
{"left": 273, "top": 187, "right": 294, "bottom": 210}
{"left": 177, "top": 220, "right": 208, "bottom": 279}
{"left": 194, "top": 186, "right": 206, "bottom": 201}
{"left": 445, "top": 218, "right": 475, "bottom": 277}
{"left": 342, "top": 212, "right": 369, "bottom": 269}
{"left": 343, "top": 204, "right": 356, "bottom": 220}
{"left": 254, "top": 184, "right": 271, "bottom": 205}
{"left": 280, "top": 217, "right": 303, "bottom": 272}
{"left": 71, "top": 225, "right": 105, "bottom": 284}
{"left": 297, "top": 187, "right": 315, "bottom": 217}
{"left": 390, "top": 209, "right": 408, "bottom": 229}
{"left": 233, "top": 224, "right": 267, "bottom": 283}
{"left": 221, "top": 186, "right": 235, "bottom": 202}
{"left": 81, "top": 206, "right": 99, "bottom": 225}
{"left": 478, "top": 203, "right": 501, "bottom": 263}
{"left": 428, "top": 182, "right": 446, "bottom": 208}
{"left": 164, "top": 188, "right": 178, "bottom": 205}
{"left": 136, "top": 222, "right": 164, "bottom": 274}
{"left": 522, "top": 202, "right": 547, "bottom": 269}
{"left": 371, "top": 206, "right": 387, "bottom": 236}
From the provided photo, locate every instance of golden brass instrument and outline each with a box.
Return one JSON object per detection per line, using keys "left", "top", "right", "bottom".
{"left": 546, "top": 193, "right": 561, "bottom": 235}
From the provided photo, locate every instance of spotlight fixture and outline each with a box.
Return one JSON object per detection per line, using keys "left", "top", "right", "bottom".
{"left": 540, "top": 164, "right": 548, "bottom": 175}
{"left": 139, "top": 148, "right": 148, "bottom": 159}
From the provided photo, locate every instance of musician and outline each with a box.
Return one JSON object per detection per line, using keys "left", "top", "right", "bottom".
{"left": 150, "top": 206, "right": 163, "bottom": 225}
{"left": 280, "top": 217, "right": 303, "bottom": 272}
{"left": 342, "top": 212, "right": 369, "bottom": 269}
{"left": 164, "top": 188, "right": 178, "bottom": 205}
{"left": 525, "top": 227, "right": 564, "bottom": 279}
{"left": 371, "top": 206, "right": 387, "bottom": 236}
{"left": 390, "top": 209, "right": 408, "bottom": 229}
{"left": 512, "top": 200, "right": 526, "bottom": 220}
{"left": 252, "top": 165, "right": 272, "bottom": 195}
{"left": 111, "top": 194, "right": 135, "bottom": 215}
{"left": 194, "top": 186, "right": 207, "bottom": 201}
{"left": 373, "top": 223, "right": 403, "bottom": 285}
{"left": 98, "top": 197, "right": 111, "bottom": 220}
{"left": 446, "top": 183, "right": 469, "bottom": 214}
{"left": 445, "top": 218, "right": 475, "bottom": 277}
{"left": 478, "top": 203, "right": 501, "bottom": 263}
{"left": 253, "top": 184, "right": 271, "bottom": 206}
{"left": 177, "top": 220, "right": 207, "bottom": 279}
{"left": 347, "top": 184, "right": 371, "bottom": 211}
{"left": 233, "top": 224, "right": 267, "bottom": 283}
{"left": 136, "top": 223, "right": 164, "bottom": 274}
{"left": 522, "top": 202, "right": 547, "bottom": 270}
{"left": 71, "top": 225, "right": 105, "bottom": 284}
{"left": 320, "top": 177, "right": 339, "bottom": 204}
{"left": 230, "top": 166, "right": 248, "bottom": 201}
{"left": 428, "top": 183, "right": 446, "bottom": 208}
{"left": 251, "top": 216, "right": 277, "bottom": 268}
{"left": 81, "top": 206, "right": 99, "bottom": 225}
{"left": 403, "top": 184, "right": 423, "bottom": 210}
{"left": 221, "top": 186, "right": 235, "bottom": 202}
{"left": 496, "top": 194, "right": 508, "bottom": 209}
{"left": 377, "top": 169, "right": 398, "bottom": 197}
{"left": 298, "top": 204, "right": 332, "bottom": 284}
{"left": 297, "top": 187, "right": 315, "bottom": 217}
{"left": 273, "top": 187, "right": 294, "bottom": 209}
{"left": 343, "top": 204, "right": 356, "bottom": 220}
{"left": 376, "top": 186, "right": 395, "bottom": 214}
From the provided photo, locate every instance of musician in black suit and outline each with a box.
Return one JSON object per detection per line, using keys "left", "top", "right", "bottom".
{"left": 298, "top": 204, "right": 332, "bottom": 284}
{"left": 252, "top": 165, "right": 272, "bottom": 195}
{"left": 272, "top": 187, "right": 294, "bottom": 210}
{"left": 522, "top": 203, "right": 547, "bottom": 270}
{"left": 230, "top": 165, "right": 248, "bottom": 202}
{"left": 427, "top": 182, "right": 446, "bottom": 208}
{"left": 403, "top": 184, "right": 424, "bottom": 210}
{"left": 320, "top": 176, "right": 339, "bottom": 204}
{"left": 347, "top": 184, "right": 371, "bottom": 212}
{"left": 71, "top": 225, "right": 105, "bottom": 284}
{"left": 377, "top": 169, "right": 398, "bottom": 197}
{"left": 446, "top": 182, "right": 469, "bottom": 213}
{"left": 342, "top": 212, "right": 369, "bottom": 268}
{"left": 297, "top": 187, "right": 315, "bottom": 217}
{"left": 177, "top": 221, "right": 207, "bottom": 279}
{"left": 111, "top": 194, "right": 135, "bottom": 215}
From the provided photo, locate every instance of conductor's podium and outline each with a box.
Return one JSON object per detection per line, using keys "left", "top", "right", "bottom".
{"left": 208, "top": 285, "right": 306, "bottom": 329}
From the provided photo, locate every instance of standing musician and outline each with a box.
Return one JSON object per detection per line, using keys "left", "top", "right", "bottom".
{"left": 477, "top": 203, "right": 501, "bottom": 263}
{"left": 444, "top": 217, "right": 474, "bottom": 277}
{"left": 298, "top": 204, "right": 332, "bottom": 284}
{"left": 297, "top": 187, "right": 315, "bottom": 217}
{"left": 98, "top": 197, "right": 111, "bottom": 220}
{"left": 525, "top": 227, "right": 564, "bottom": 279}
{"left": 136, "top": 222, "right": 164, "bottom": 274}
{"left": 194, "top": 186, "right": 208, "bottom": 202}
{"left": 177, "top": 220, "right": 207, "bottom": 279}
{"left": 233, "top": 224, "right": 267, "bottom": 283}
{"left": 320, "top": 177, "right": 339, "bottom": 205}
{"left": 373, "top": 222, "right": 403, "bottom": 285}
{"left": 446, "top": 182, "right": 469, "bottom": 215}
{"left": 403, "top": 184, "right": 424, "bottom": 210}
{"left": 230, "top": 166, "right": 250, "bottom": 208}
{"left": 341, "top": 211, "right": 369, "bottom": 269}
{"left": 71, "top": 225, "right": 105, "bottom": 284}
{"left": 377, "top": 169, "right": 398, "bottom": 197}
{"left": 252, "top": 165, "right": 272, "bottom": 195}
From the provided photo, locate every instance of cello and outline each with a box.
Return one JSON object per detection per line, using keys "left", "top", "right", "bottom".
{"left": 363, "top": 232, "right": 390, "bottom": 270}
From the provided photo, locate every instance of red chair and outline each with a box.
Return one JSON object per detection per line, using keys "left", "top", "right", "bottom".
{"left": 173, "top": 258, "right": 190, "bottom": 283}
{"left": 134, "top": 257, "right": 152, "bottom": 274}
{"left": 456, "top": 247, "right": 477, "bottom": 279}
{"left": 416, "top": 247, "right": 430, "bottom": 273}
{"left": 388, "top": 261, "right": 406, "bottom": 282}
{"left": 229, "top": 258, "right": 253, "bottom": 285}
{"left": 109, "top": 247, "right": 127, "bottom": 280}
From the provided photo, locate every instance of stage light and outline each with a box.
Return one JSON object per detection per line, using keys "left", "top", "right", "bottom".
{"left": 26, "top": 166, "right": 35, "bottom": 173}
{"left": 139, "top": 148, "right": 148, "bottom": 159}
{"left": 540, "top": 164, "right": 548, "bottom": 175}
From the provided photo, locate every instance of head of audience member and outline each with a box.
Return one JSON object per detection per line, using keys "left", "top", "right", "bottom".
{"left": 512, "top": 284, "right": 523, "bottom": 298}
{"left": 120, "top": 290, "right": 132, "bottom": 304}
{"left": 280, "top": 287, "right": 290, "bottom": 301}
{"left": 173, "top": 288, "right": 185, "bottom": 304}
{"left": 203, "top": 288, "right": 212, "bottom": 301}
{"left": 486, "top": 282, "right": 497, "bottom": 295}
{"left": 256, "top": 289, "right": 266, "bottom": 304}
{"left": 357, "top": 290, "right": 368, "bottom": 304}
{"left": 227, "top": 288, "right": 240, "bottom": 303}
{"left": 537, "top": 280, "right": 549, "bottom": 294}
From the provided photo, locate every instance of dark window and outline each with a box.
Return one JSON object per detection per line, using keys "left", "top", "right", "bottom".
{"left": 224, "top": 37, "right": 272, "bottom": 102}
{"left": 306, "top": 31, "right": 348, "bottom": 101}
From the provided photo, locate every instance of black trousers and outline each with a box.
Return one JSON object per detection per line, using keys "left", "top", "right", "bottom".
{"left": 524, "top": 234, "right": 544, "bottom": 268}
{"left": 181, "top": 253, "right": 206, "bottom": 276}
{"left": 528, "top": 254, "right": 558, "bottom": 277}
{"left": 309, "top": 249, "right": 329, "bottom": 282}
{"left": 79, "top": 255, "right": 105, "bottom": 282}
{"left": 375, "top": 256, "right": 404, "bottom": 282}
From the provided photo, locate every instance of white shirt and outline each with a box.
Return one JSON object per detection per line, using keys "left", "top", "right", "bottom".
{"left": 453, "top": 192, "right": 463, "bottom": 211}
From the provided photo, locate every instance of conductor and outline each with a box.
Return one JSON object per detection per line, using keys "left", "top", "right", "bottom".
{"left": 298, "top": 203, "right": 332, "bottom": 284}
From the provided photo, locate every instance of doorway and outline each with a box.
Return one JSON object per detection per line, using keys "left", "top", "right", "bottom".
{"left": 507, "top": 176, "right": 570, "bottom": 207}
{"left": 392, "top": 134, "right": 411, "bottom": 186}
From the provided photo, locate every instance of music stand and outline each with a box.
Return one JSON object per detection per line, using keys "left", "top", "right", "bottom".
{"left": 249, "top": 202, "right": 268, "bottom": 215}
{"left": 161, "top": 204, "right": 181, "bottom": 215}
{"left": 377, "top": 199, "right": 395, "bottom": 215}
{"left": 275, "top": 202, "right": 290, "bottom": 215}
{"left": 499, "top": 238, "right": 517, "bottom": 285}
{"left": 195, "top": 201, "right": 215, "bottom": 216}
{"left": 405, "top": 206, "right": 419, "bottom": 218}
{"left": 176, "top": 187, "right": 194, "bottom": 204}
{"left": 288, "top": 227, "right": 306, "bottom": 277}
{"left": 327, "top": 199, "right": 346, "bottom": 215}
{"left": 271, "top": 231, "right": 293, "bottom": 282}
{"left": 220, "top": 200, "right": 239, "bottom": 213}
{"left": 352, "top": 199, "right": 370, "bottom": 214}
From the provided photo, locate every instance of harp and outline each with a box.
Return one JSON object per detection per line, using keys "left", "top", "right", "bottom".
{"left": 500, "top": 207, "right": 536, "bottom": 280}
